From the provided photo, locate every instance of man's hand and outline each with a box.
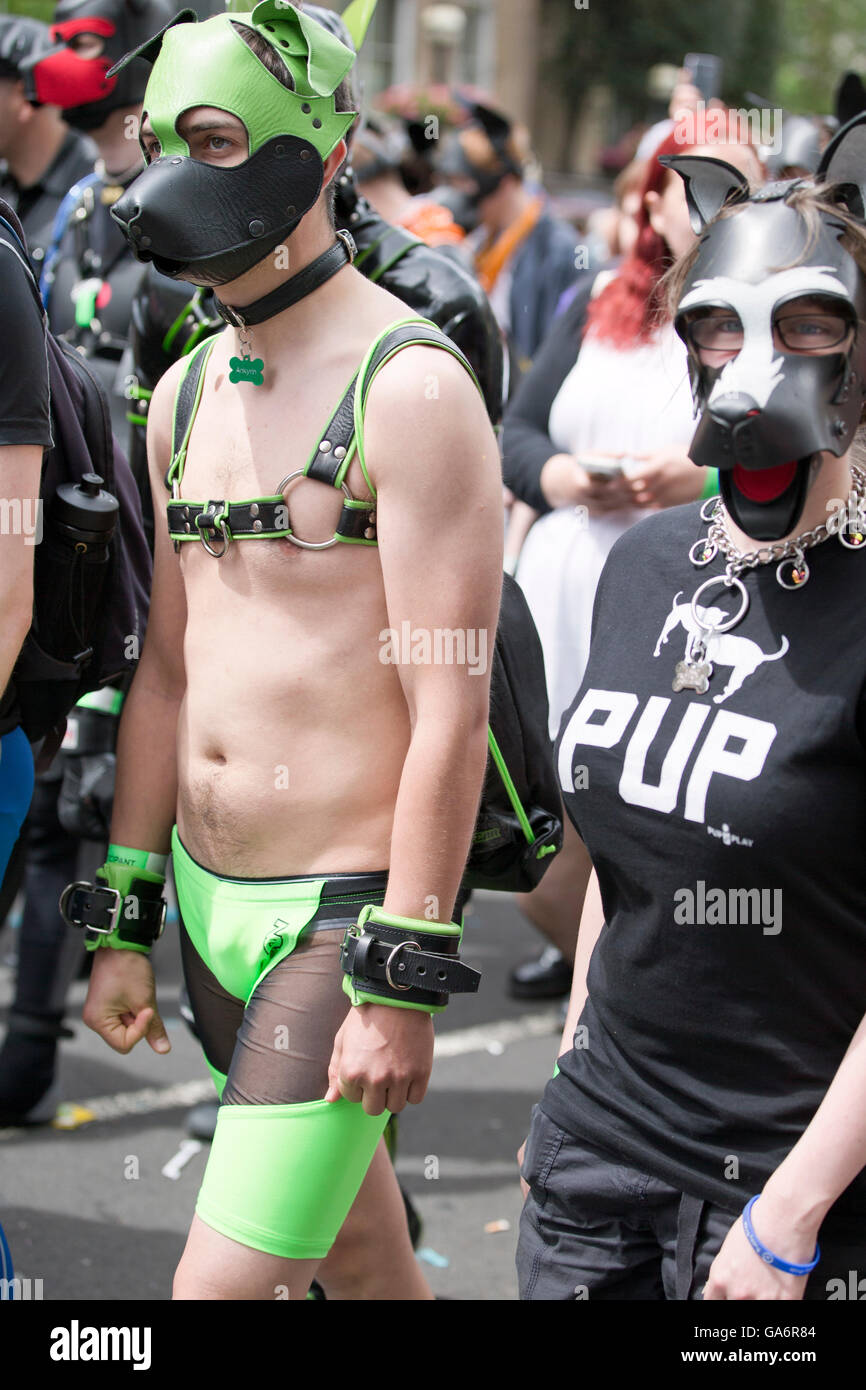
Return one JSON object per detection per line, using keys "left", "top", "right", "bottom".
{"left": 325, "top": 1004, "right": 434, "bottom": 1115}
{"left": 703, "top": 1204, "right": 813, "bottom": 1301}
{"left": 517, "top": 1138, "right": 529, "bottom": 1200}
{"left": 82, "top": 947, "right": 171, "bottom": 1056}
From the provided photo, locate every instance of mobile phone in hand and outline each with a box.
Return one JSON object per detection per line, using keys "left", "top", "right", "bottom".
{"left": 578, "top": 456, "right": 624, "bottom": 480}
{"left": 683, "top": 53, "right": 723, "bottom": 102}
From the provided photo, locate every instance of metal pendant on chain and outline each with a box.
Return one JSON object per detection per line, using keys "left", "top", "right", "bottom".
{"left": 673, "top": 465, "right": 866, "bottom": 694}
{"left": 223, "top": 308, "right": 264, "bottom": 386}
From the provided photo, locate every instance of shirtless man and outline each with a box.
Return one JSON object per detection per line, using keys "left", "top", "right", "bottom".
{"left": 71, "top": 3, "right": 502, "bottom": 1300}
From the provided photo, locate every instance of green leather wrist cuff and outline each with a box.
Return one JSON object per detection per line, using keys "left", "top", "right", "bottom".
{"left": 63, "top": 864, "right": 168, "bottom": 954}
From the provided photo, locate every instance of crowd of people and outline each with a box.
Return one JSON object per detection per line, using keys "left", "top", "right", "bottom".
{"left": 1, "top": 0, "right": 865, "bottom": 1303}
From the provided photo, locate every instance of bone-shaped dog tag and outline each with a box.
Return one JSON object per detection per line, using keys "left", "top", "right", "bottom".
{"left": 672, "top": 658, "right": 713, "bottom": 694}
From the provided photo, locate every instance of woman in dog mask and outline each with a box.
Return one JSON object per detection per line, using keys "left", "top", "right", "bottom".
{"left": 516, "top": 113, "right": 866, "bottom": 1302}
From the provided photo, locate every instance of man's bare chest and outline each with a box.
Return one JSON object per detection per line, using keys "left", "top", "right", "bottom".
{"left": 170, "top": 334, "right": 390, "bottom": 613}
{"left": 182, "top": 353, "right": 371, "bottom": 496}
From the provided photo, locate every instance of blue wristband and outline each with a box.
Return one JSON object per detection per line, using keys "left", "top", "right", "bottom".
{"left": 741, "top": 1196, "right": 820, "bottom": 1276}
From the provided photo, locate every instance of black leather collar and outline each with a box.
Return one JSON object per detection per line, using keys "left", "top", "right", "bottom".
{"left": 213, "top": 231, "right": 356, "bottom": 328}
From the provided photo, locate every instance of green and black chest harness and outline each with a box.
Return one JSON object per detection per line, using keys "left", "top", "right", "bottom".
{"left": 165, "top": 313, "right": 480, "bottom": 557}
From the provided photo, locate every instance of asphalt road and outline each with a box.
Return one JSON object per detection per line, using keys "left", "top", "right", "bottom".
{"left": 0, "top": 888, "right": 562, "bottom": 1302}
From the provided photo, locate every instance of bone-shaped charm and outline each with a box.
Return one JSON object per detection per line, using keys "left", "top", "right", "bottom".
{"left": 229, "top": 355, "right": 264, "bottom": 385}
{"left": 673, "top": 659, "right": 712, "bottom": 694}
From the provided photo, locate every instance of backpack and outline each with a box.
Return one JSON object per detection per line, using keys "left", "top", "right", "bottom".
{"left": 0, "top": 202, "right": 151, "bottom": 750}
{"left": 468, "top": 571, "right": 562, "bottom": 892}
{"left": 170, "top": 320, "right": 562, "bottom": 893}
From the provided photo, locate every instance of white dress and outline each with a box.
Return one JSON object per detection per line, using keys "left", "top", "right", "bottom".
{"left": 516, "top": 323, "right": 696, "bottom": 737}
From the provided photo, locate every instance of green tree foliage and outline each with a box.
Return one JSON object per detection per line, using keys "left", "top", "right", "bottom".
{"left": 774, "top": 0, "right": 866, "bottom": 114}
{"left": 3, "top": 1, "right": 56, "bottom": 21}
{"left": 541, "top": 0, "right": 866, "bottom": 124}
{"left": 542, "top": 0, "right": 780, "bottom": 115}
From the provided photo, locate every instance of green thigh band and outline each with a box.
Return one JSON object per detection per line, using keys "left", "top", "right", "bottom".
{"left": 196, "top": 1098, "right": 389, "bottom": 1259}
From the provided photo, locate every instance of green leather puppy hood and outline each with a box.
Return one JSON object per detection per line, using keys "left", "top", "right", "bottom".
{"left": 108, "top": 1, "right": 376, "bottom": 284}
{"left": 144, "top": 3, "right": 357, "bottom": 161}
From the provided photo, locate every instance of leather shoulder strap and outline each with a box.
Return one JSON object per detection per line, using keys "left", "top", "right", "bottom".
{"left": 353, "top": 318, "right": 481, "bottom": 497}
{"left": 165, "top": 335, "right": 218, "bottom": 494}
{"left": 305, "top": 317, "right": 480, "bottom": 493}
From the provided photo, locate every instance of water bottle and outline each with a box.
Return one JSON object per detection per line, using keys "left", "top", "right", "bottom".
{"left": 35, "top": 473, "right": 119, "bottom": 667}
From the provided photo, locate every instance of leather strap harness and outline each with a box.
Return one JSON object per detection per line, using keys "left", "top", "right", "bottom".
{"left": 165, "top": 315, "right": 480, "bottom": 555}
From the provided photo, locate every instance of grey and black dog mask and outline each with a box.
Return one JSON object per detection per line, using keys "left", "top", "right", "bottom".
{"left": 661, "top": 113, "right": 866, "bottom": 540}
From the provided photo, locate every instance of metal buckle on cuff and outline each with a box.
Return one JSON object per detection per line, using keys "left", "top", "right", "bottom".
{"left": 385, "top": 939, "right": 421, "bottom": 991}
{"left": 59, "top": 881, "right": 122, "bottom": 935}
{"left": 154, "top": 898, "right": 168, "bottom": 942}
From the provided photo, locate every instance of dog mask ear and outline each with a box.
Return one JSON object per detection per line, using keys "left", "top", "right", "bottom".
{"left": 815, "top": 110, "right": 866, "bottom": 221}
{"left": 105, "top": 7, "right": 197, "bottom": 79}
{"left": 658, "top": 154, "right": 751, "bottom": 234}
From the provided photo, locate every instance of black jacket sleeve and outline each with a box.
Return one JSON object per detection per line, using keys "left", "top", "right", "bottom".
{"left": 501, "top": 278, "right": 593, "bottom": 513}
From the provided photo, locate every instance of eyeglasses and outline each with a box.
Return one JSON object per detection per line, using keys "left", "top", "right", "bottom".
{"left": 685, "top": 307, "right": 855, "bottom": 353}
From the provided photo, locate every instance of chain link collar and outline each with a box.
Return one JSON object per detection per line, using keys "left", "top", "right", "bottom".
{"left": 690, "top": 463, "right": 866, "bottom": 591}
{"left": 670, "top": 465, "right": 866, "bottom": 695}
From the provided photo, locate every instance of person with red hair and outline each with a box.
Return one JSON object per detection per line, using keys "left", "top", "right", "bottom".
{"left": 502, "top": 119, "right": 763, "bottom": 1000}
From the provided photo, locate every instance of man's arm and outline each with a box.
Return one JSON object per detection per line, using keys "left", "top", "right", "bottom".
{"left": 704, "top": 1007, "right": 866, "bottom": 1300}
{"left": 0, "top": 445, "right": 42, "bottom": 697}
{"left": 107, "top": 354, "right": 189, "bottom": 852}
{"left": 82, "top": 354, "right": 190, "bottom": 1057}
{"left": 557, "top": 865, "right": 604, "bottom": 1057}
{"left": 325, "top": 345, "right": 503, "bottom": 1115}
{"left": 366, "top": 344, "right": 503, "bottom": 923}
{"left": 0, "top": 231, "right": 53, "bottom": 698}
{"left": 517, "top": 856, "right": 601, "bottom": 1194}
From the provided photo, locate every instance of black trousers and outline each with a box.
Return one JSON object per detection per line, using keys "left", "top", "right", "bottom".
{"left": 517, "top": 1107, "right": 865, "bottom": 1301}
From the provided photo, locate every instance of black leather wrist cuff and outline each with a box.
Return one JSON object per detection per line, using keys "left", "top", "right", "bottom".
{"left": 59, "top": 878, "right": 167, "bottom": 948}
{"left": 340, "top": 919, "right": 481, "bottom": 1009}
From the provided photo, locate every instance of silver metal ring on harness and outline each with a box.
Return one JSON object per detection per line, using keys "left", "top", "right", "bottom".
{"left": 385, "top": 940, "right": 421, "bottom": 991}
{"left": 689, "top": 573, "right": 749, "bottom": 634}
{"left": 198, "top": 516, "right": 231, "bottom": 558}
{"left": 277, "top": 469, "right": 354, "bottom": 550}
{"left": 699, "top": 494, "right": 720, "bottom": 523}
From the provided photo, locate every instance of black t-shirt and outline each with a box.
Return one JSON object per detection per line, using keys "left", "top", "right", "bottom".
{"left": 542, "top": 499, "right": 866, "bottom": 1228}
{"left": 0, "top": 233, "right": 52, "bottom": 448}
